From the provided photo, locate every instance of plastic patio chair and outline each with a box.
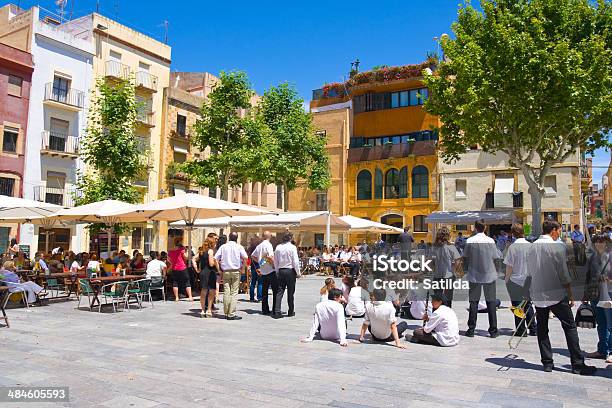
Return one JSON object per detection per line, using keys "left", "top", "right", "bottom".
{"left": 149, "top": 277, "right": 165, "bottom": 302}
{"left": 99, "top": 281, "right": 129, "bottom": 313}
{"left": 77, "top": 278, "right": 96, "bottom": 311}
{"left": 44, "top": 277, "right": 64, "bottom": 298}
{"left": 127, "top": 279, "right": 153, "bottom": 310}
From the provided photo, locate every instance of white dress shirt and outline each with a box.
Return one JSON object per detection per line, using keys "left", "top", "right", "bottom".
{"left": 503, "top": 238, "right": 531, "bottom": 286}
{"left": 306, "top": 300, "right": 346, "bottom": 344}
{"left": 423, "top": 305, "right": 460, "bottom": 346}
{"left": 364, "top": 301, "right": 397, "bottom": 340}
{"left": 274, "top": 242, "right": 301, "bottom": 276}
{"left": 252, "top": 239, "right": 275, "bottom": 275}
{"left": 214, "top": 241, "right": 247, "bottom": 271}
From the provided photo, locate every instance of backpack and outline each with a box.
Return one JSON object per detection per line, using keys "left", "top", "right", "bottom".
{"left": 575, "top": 303, "right": 597, "bottom": 329}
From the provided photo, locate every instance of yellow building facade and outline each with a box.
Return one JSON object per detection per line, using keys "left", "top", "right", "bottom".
{"left": 290, "top": 63, "right": 440, "bottom": 245}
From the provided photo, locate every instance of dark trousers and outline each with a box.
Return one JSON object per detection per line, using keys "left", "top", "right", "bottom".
{"left": 370, "top": 321, "right": 408, "bottom": 342}
{"left": 506, "top": 280, "right": 536, "bottom": 334}
{"left": 412, "top": 327, "right": 441, "bottom": 346}
{"left": 261, "top": 272, "right": 278, "bottom": 314}
{"left": 433, "top": 277, "right": 454, "bottom": 308}
{"left": 274, "top": 268, "right": 296, "bottom": 314}
{"left": 535, "top": 300, "right": 585, "bottom": 368}
{"left": 323, "top": 261, "right": 338, "bottom": 276}
{"left": 592, "top": 300, "right": 612, "bottom": 356}
{"left": 467, "top": 281, "right": 498, "bottom": 334}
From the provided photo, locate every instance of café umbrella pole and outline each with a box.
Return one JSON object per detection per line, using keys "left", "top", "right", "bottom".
{"left": 326, "top": 211, "right": 331, "bottom": 249}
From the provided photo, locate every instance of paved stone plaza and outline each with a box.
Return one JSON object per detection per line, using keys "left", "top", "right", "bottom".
{"left": 0, "top": 275, "right": 610, "bottom": 407}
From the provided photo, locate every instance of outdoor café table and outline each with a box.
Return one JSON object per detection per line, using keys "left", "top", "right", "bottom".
{"left": 0, "top": 286, "right": 9, "bottom": 328}
{"left": 43, "top": 273, "right": 79, "bottom": 300}
{"left": 87, "top": 275, "right": 143, "bottom": 310}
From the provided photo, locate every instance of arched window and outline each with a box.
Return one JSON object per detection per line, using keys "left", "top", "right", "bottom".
{"left": 398, "top": 166, "right": 408, "bottom": 198}
{"left": 374, "top": 168, "right": 383, "bottom": 199}
{"left": 356, "top": 170, "right": 372, "bottom": 200}
{"left": 412, "top": 165, "right": 429, "bottom": 198}
{"left": 385, "top": 168, "right": 400, "bottom": 198}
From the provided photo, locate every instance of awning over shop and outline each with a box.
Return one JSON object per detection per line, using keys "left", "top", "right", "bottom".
{"left": 425, "top": 210, "right": 515, "bottom": 225}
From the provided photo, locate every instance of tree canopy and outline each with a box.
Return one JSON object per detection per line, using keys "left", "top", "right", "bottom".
{"left": 424, "top": 0, "right": 611, "bottom": 234}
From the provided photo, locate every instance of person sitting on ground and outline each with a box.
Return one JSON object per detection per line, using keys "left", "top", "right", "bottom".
{"left": 0, "top": 260, "right": 44, "bottom": 304}
{"left": 301, "top": 288, "right": 348, "bottom": 347}
{"left": 403, "top": 285, "right": 432, "bottom": 320}
{"left": 359, "top": 288, "right": 407, "bottom": 349}
{"left": 345, "top": 277, "right": 370, "bottom": 318}
{"left": 411, "top": 294, "right": 460, "bottom": 347}
{"left": 320, "top": 277, "right": 336, "bottom": 302}
{"left": 341, "top": 275, "right": 354, "bottom": 302}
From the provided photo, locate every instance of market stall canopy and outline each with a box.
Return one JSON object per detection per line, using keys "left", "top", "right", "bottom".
{"left": 425, "top": 211, "right": 515, "bottom": 225}
{"left": 104, "top": 193, "right": 270, "bottom": 224}
{"left": 0, "top": 195, "right": 64, "bottom": 222}
{"left": 339, "top": 215, "right": 404, "bottom": 233}
{"left": 170, "top": 211, "right": 351, "bottom": 232}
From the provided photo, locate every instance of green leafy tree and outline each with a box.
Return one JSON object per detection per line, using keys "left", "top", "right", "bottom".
{"left": 76, "top": 76, "right": 145, "bottom": 231}
{"left": 258, "top": 83, "right": 331, "bottom": 211}
{"left": 181, "top": 71, "right": 268, "bottom": 200}
{"left": 424, "top": 0, "right": 611, "bottom": 236}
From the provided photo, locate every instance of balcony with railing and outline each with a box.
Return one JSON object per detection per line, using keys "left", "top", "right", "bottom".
{"left": 43, "top": 83, "right": 85, "bottom": 110}
{"left": 136, "top": 110, "right": 155, "bottom": 128}
{"left": 41, "top": 131, "right": 79, "bottom": 157}
{"left": 135, "top": 71, "right": 158, "bottom": 92}
{"left": 33, "top": 185, "right": 77, "bottom": 207}
{"left": 105, "top": 60, "right": 131, "bottom": 80}
{"left": 485, "top": 191, "right": 523, "bottom": 209}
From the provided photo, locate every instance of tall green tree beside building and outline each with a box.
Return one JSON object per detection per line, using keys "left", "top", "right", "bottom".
{"left": 424, "top": 0, "right": 611, "bottom": 235}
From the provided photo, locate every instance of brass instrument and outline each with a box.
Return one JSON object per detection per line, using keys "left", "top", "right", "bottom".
{"left": 507, "top": 300, "right": 536, "bottom": 349}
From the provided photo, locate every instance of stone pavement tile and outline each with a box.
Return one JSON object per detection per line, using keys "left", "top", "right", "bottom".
{"left": 480, "top": 391, "right": 563, "bottom": 408}
{"left": 509, "top": 379, "right": 588, "bottom": 398}
{"left": 100, "top": 395, "right": 161, "bottom": 408}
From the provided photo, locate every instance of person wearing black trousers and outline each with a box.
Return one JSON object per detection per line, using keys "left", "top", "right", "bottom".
{"left": 272, "top": 232, "right": 301, "bottom": 318}
{"left": 527, "top": 220, "right": 596, "bottom": 375}
{"left": 252, "top": 231, "right": 278, "bottom": 315}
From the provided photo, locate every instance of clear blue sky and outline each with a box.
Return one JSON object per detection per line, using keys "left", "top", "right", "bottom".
{"left": 19, "top": 0, "right": 611, "bottom": 181}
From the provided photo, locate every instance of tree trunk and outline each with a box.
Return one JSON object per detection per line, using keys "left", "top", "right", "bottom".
{"left": 528, "top": 184, "right": 544, "bottom": 237}
{"left": 283, "top": 181, "right": 289, "bottom": 212}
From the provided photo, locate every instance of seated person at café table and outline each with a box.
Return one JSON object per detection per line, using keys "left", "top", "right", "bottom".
{"left": 0, "top": 261, "right": 44, "bottom": 304}
{"left": 410, "top": 294, "right": 460, "bottom": 347}
{"left": 359, "top": 289, "right": 407, "bottom": 349}
{"left": 302, "top": 288, "right": 348, "bottom": 347}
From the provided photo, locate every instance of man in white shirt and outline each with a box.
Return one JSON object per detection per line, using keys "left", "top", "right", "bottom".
{"left": 146, "top": 251, "right": 167, "bottom": 282}
{"left": 214, "top": 232, "right": 248, "bottom": 320}
{"left": 527, "top": 220, "right": 596, "bottom": 375}
{"left": 411, "top": 294, "right": 460, "bottom": 347}
{"left": 359, "top": 289, "right": 407, "bottom": 348}
{"left": 273, "top": 231, "right": 301, "bottom": 318}
{"left": 252, "top": 231, "right": 277, "bottom": 315}
{"left": 503, "top": 224, "right": 536, "bottom": 337}
{"left": 463, "top": 220, "right": 502, "bottom": 338}
{"left": 302, "top": 288, "right": 347, "bottom": 347}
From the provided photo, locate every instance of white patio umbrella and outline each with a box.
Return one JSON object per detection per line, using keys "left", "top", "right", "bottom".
{"left": 340, "top": 215, "right": 404, "bottom": 234}
{"left": 105, "top": 193, "right": 271, "bottom": 262}
{"left": 0, "top": 195, "right": 65, "bottom": 253}
{"left": 47, "top": 200, "right": 138, "bottom": 258}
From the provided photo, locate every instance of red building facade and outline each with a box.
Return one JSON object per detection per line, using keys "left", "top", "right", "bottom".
{"left": 0, "top": 42, "right": 33, "bottom": 198}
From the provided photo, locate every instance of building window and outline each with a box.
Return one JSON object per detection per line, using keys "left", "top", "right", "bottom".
{"left": 173, "top": 151, "right": 187, "bottom": 163}
{"left": 0, "top": 177, "right": 15, "bottom": 196}
{"left": 455, "top": 179, "right": 467, "bottom": 198}
{"left": 412, "top": 166, "right": 429, "bottom": 198}
{"left": 389, "top": 88, "right": 428, "bottom": 109}
{"left": 276, "top": 184, "right": 283, "bottom": 209}
{"left": 144, "top": 228, "right": 153, "bottom": 255}
{"left": 315, "top": 130, "right": 326, "bottom": 138}
{"left": 398, "top": 166, "right": 408, "bottom": 198}
{"left": 2, "top": 127, "right": 18, "bottom": 153}
{"left": 176, "top": 114, "right": 187, "bottom": 136}
{"left": 131, "top": 227, "right": 143, "bottom": 250}
{"left": 316, "top": 191, "right": 328, "bottom": 211}
{"left": 544, "top": 175, "right": 557, "bottom": 196}
{"left": 414, "top": 215, "right": 427, "bottom": 232}
{"left": 7, "top": 75, "right": 22, "bottom": 97}
{"left": 374, "top": 168, "right": 383, "bottom": 199}
{"left": 543, "top": 212, "right": 558, "bottom": 222}
{"left": 356, "top": 170, "right": 372, "bottom": 200}
{"left": 385, "top": 168, "right": 400, "bottom": 199}
{"left": 208, "top": 187, "right": 217, "bottom": 198}
{"left": 52, "top": 75, "right": 70, "bottom": 102}
{"left": 314, "top": 233, "right": 325, "bottom": 248}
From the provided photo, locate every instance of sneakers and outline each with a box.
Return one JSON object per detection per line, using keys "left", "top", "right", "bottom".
{"left": 571, "top": 365, "right": 597, "bottom": 376}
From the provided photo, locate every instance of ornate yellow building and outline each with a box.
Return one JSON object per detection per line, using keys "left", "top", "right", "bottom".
{"left": 290, "top": 62, "right": 440, "bottom": 245}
